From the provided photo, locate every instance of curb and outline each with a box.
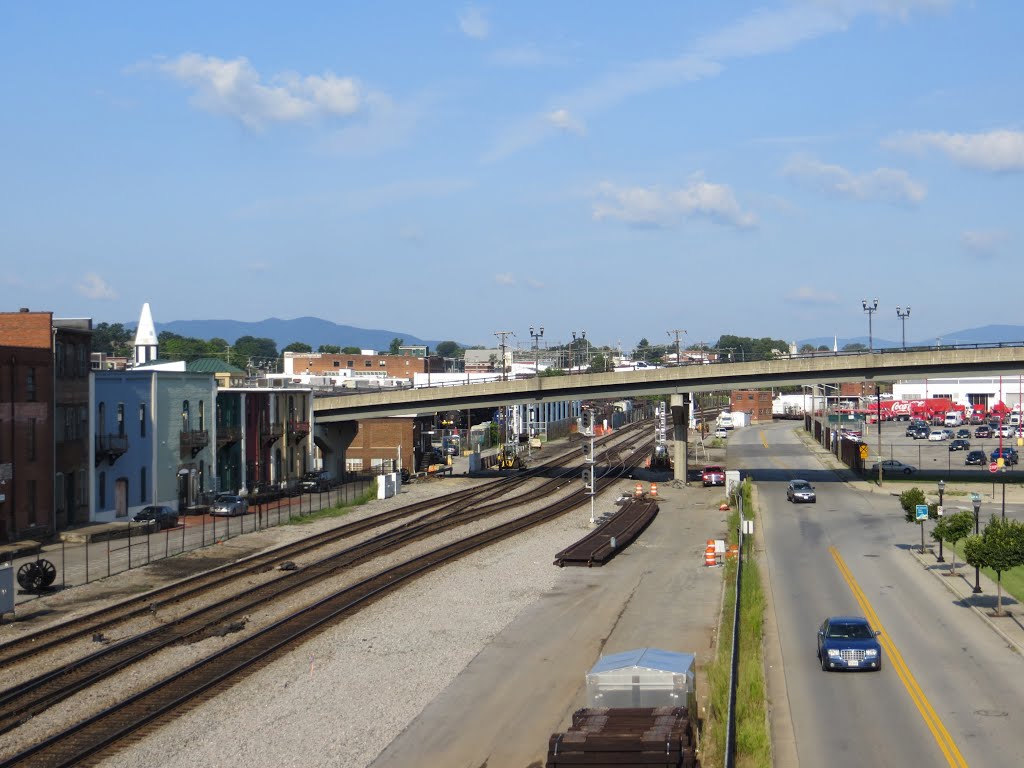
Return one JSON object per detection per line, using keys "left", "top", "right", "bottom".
{"left": 908, "top": 547, "right": 1024, "bottom": 656}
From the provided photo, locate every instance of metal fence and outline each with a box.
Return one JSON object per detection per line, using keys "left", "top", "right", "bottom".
{"left": 6, "top": 475, "right": 377, "bottom": 608}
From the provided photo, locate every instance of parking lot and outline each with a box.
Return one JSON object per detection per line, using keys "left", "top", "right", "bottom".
{"left": 847, "top": 418, "right": 1023, "bottom": 477}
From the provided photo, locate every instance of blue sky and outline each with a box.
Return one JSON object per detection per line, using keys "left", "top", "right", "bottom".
{"left": 2, "top": 1, "right": 1022, "bottom": 350}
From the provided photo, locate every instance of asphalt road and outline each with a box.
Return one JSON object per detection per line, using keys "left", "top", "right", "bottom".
{"left": 739, "top": 422, "right": 1024, "bottom": 768}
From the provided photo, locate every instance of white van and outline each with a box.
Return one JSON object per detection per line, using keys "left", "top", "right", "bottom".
{"left": 943, "top": 412, "right": 963, "bottom": 427}
{"left": 1009, "top": 413, "right": 1021, "bottom": 427}
{"left": 718, "top": 412, "right": 734, "bottom": 429}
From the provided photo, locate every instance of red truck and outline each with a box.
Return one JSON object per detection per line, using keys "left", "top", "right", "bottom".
{"left": 702, "top": 465, "right": 725, "bottom": 487}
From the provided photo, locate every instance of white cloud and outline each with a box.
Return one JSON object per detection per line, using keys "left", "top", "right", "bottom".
{"left": 961, "top": 229, "right": 1005, "bottom": 258}
{"left": 783, "top": 155, "right": 926, "bottom": 204}
{"left": 76, "top": 273, "right": 117, "bottom": 300}
{"left": 884, "top": 129, "right": 1024, "bottom": 172}
{"left": 458, "top": 6, "right": 490, "bottom": 40}
{"left": 488, "top": 1, "right": 948, "bottom": 159}
{"left": 494, "top": 273, "right": 515, "bottom": 285}
{"left": 547, "top": 109, "right": 585, "bottom": 135}
{"left": 491, "top": 45, "right": 563, "bottom": 68}
{"left": 787, "top": 285, "right": 840, "bottom": 305}
{"left": 592, "top": 176, "right": 757, "bottom": 230}
{"left": 155, "top": 53, "right": 363, "bottom": 129}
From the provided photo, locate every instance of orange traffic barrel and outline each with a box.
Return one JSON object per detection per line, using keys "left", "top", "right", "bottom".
{"left": 634, "top": 482, "right": 643, "bottom": 498}
{"left": 726, "top": 544, "right": 740, "bottom": 560}
{"left": 650, "top": 482, "right": 658, "bottom": 498}
{"left": 704, "top": 540, "right": 717, "bottom": 567}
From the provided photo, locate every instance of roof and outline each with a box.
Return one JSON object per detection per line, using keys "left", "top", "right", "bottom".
{"left": 588, "top": 648, "right": 695, "bottom": 676}
{"left": 187, "top": 358, "right": 246, "bottom": 375}
{"left": 134, "top": 303, "right": 157, "bottom": 347}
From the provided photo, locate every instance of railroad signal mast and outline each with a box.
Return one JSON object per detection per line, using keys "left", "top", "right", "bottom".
{"left": 581, "top": 408, "right": 596, "bottom": 524}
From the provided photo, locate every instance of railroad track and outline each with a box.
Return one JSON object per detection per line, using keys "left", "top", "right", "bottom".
{"left": 2, "top": 431, "right": 654, "bottom": 767}
{"left": 0, "top": 420, "right": 645, "bottom": 671}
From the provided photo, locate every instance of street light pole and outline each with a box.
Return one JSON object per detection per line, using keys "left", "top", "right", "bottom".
{"left": 972, "top": 498, "right": 983, "bottom": 593}
{"left": 571, "top": 330, "right": 586, "bottom": 374}
{"left": 861, "top": 298, "right": 879, "bottom": 351}
{"left": 936, "top": 479, "right": 945, "bottom": 562}
{"left": 896, "top": 306, "right": 911, "bottom": 350}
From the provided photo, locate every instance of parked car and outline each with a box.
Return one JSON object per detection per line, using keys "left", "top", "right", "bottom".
{"left": 301, "top": 470, "right": 335, "bottom": 492}
{"left": 133, "top": 505, "right": 179, "bottom": 529}
{"left": 974, "top": 426, "right": 992, "bottom": 438}
{"left": 714, "top": 426, "right": 729, "bottom": 439}
{"left": 904, "top": 423, "right": 920, "bottom": 437}
{"left": 941, "top": 428, "right": 956, "bottom": 440}
{"left": 211, "top": 494, "right": 250, "bottom": 516}
{"left": 928, "top": 429, "right": 946, "bottom": 441}
{"left": 870, "top": 459, "right": 917, "bottom": 475}
{"left": 955, "top": 428, "right": 971, "bottom": 440}
{"left": 949, "top": 439, "right": 970, "bottom": 452}
{"left": 991, "top": 447, "right": 1019, "bottom": 466}
{"left": 999, "top": 425, "right": 1016, "bottom": 438}
{"left": 911, "top": 426, "right": 930, "bottom": 440}
{"left": 702, "top": 465, "right": 726, "bottom": 487}
{"left": 817, "top": 616, "right": 883, "bottom": 671}
{"left": 965, "top": 450, "right": 987, "bottom": 466}
{"left": 786, "top": 479, "right": 816, "bottom": 503}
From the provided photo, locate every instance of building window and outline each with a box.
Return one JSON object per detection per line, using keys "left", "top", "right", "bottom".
{"left": 99, "top": 472, "right": 106, "bottom": 508}
{"left": 29, "top": 479, "right": 37, "bottom": 521}
{"left": 182, "top": 400, "right": 190, "bottom": 431}
{"left": 198, "top": 400, "right": 205, "bottom": 431}
{"left": 56, "top": 474, "right": 65, "bottom": 513}
{"left": 116, "top": 403, "right": 125, "bottom": 436}
{"left": 77, "top": 470, "right": 86, "bottom": 506}
{"left": 333, "top": 361, "right": 340, "bottom": 367}
{"left": 346, "top": 361, "right": 354, "bottom": 368}
{"left": 29, "top": 418, "right": 36, "bottom": 460}
{"left": 140, "top": 403, "right": 146, "bottom": 437}
{"left": 78, "top": 405, "right": 87, "bottom": 440}
{"left": 140, "top": 467, "right": 147, "bottom": 502}
{"left": 77, "top": 344, "right": 87, "bottom": 377}
{"left": 98, "top": 402, "right": 105, "bottom": 434}
{"left": 67, "top": 406, "right": 75, "bottom": 440}
{"left": 199, "top": 460, "right": 205, "bottom": 492}
{"left": 56, "top": 342, "right": 65, "bottom": 377}
{"left": 379, "top": 360, "right": 387, "bottom": 367}
{"left": 27, "top": 368, "right": 36, "bottom": 401}
{"left": 364, "top": 360, "right": 372, "bottom": 367}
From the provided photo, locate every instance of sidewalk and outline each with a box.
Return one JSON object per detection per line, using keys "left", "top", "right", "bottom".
{"left": 796, "top": 426, "right": 1024, "bottom": 655}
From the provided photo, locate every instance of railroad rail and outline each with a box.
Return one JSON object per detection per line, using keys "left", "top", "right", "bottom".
{"left": 0, "top": 420, "right": 647, "bottom": 672}
{"left": 552, "top": 498, "right": 659, "bottom": 567}
{"left": 1, "top": 431, "right": 654, "bottom": 767}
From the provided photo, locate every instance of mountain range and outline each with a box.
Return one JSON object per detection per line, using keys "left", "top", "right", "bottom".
{"left": 146, "top": 317, "right": 449, "bottom": 352}
{"left": 125, "top": 316, "right": 1024, "bottom": 354}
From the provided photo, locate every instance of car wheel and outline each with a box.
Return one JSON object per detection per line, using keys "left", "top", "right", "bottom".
{"left": 904, "top": 468, "right": 913, "bottom": 475}
{"left": 820, "top": 654, "right": 829, "bottom": 672}
{"left": 875, "top": 657, "right": 883, "bottom": 672}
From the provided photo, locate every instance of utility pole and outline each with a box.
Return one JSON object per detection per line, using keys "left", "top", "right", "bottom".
{"left": 529, "top": 325, "right": 544, "bottom": 372}
{"left": 667, "top": 329, "right": 687, "bottom": 367}
{"left": 494, "top": 330, "right": 515, "bottom": 381}
{"left": 570, "top": 330, "right": 586, "bottom": 374}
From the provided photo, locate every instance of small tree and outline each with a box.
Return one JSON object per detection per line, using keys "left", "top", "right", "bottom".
{"left": 282, "top": 341, "right": 313, "bottom": 353}
{"left": 389, "top": 337, "right": 404, "bottom": 355}
{"left": 931, "top": 510, "right": 975, "bottom": 574}
{"left": 318, "top": 344, "right": 341, "bottom": 353}
{"left": 899, "top": 487, "right": 936, "bottom": 553}
{"left": 963, "top": 516, "right": 1024, "bottom": 615}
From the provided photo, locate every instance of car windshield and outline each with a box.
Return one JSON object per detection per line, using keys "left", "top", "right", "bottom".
{"left": 828, "top": 623, "right": 873, "bottom": 639}
{"left": 792, "top": 482, "right": 811, "bottom": 490}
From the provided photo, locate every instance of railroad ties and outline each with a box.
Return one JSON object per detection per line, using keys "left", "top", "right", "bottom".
{"left": 553, "top": 499, "right": 658, "bottom": 567}
{"left": 546, "top": 707, "right": 698, "bottom": 767}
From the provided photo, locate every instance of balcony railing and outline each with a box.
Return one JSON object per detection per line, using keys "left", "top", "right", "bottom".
{"left": 217, "top": 425, "right": 242, "bottom": 445}
{"left": 288, "top": 420, "right": 310, "bottom": 438}
{"left": 180, "top": 429, "right": 210, "bottom": 458}
{"left": 95, "top": 434, "right": 128, "bottom": 466}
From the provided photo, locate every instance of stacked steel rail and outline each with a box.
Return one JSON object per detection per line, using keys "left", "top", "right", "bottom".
{"left": 552, "top": 498, "right": 659, "bottom": 567}
{"left": 546, "top": 707, "right": 698, "bottom": 768}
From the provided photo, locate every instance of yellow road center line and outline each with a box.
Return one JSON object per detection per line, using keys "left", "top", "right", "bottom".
{"left": 760, "top": 430, "right": 769, "bottom": 448}
{"left": 829, "top": 546, "right": 968, "bottom": 768}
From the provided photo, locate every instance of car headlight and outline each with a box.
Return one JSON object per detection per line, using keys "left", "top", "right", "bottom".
{"left": 827, "top": 649, "right": 842, "bottom": 657}
{"left": 864, "top": 649, "right": 878, "bottom": 657}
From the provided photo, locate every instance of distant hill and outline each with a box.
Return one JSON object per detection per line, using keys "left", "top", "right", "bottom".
{"left": 798, "top": 324, "right": 1024, "bottom": 351}
{"left": 138, "top": 316, "right": 451, "bottom": 352}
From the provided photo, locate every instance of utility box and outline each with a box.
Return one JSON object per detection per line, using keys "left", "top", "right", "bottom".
{"left": 586, "top": 647, "right": 696, "bottom": 713}
{"left": 0, "top": 563, "right": 14, "bottom": 617}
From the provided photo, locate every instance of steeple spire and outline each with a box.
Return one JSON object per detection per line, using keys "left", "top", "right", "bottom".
{"left": 134, "top": 303, "right": 158, "bottom": 366}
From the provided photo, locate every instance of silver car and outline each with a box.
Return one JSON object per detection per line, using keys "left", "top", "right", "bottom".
{"left": 211, "top": 494, "right": 249, "bottom": 516}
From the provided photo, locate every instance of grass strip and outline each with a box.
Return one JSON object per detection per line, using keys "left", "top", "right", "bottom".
{"left": 283, "top": 480, "right": 379, "bottom": 526}
{"left": 701, "top": 479, "right": 771, "bottom": 768}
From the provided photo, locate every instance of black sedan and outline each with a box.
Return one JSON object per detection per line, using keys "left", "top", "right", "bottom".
{"left": 910, "top": 426, "right": 930, "bottom": 439}
{"left": 817, "top": 616, "right": 883, "bottom": 671}
{"left": 955, "top": 428, "right": 971, "bottom": 440}
{"left": 133, "top": 505, "right": 179, "bottom": 529}
{"left": 949, "top": 439, "right": 970, "bottom": 452}
{"left": 975, "top": 426, "right": 992, "bottom": 438}
{"left": 965, "top": 450, "right": 987, "bottom": 466}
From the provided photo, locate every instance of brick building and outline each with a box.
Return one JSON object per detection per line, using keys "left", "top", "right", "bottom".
{"left": 344, "top": 418, "right": 419, "bottom": 475}
{"left": 0, "top": 310, "right": 56, "bottom": 542}
{"left": 53, "top": 318, "right": 93, "bottom": 528}
{"left": 730, "top": 389, "right": 774, "bottom": 423}
{"left": 284, "top": 352, "right": 444, "bottom": 382}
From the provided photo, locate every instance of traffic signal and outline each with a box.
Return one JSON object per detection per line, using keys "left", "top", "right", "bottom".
{"left": 581, "top": 467, "right": 594, "bottom": 490}
{"left": 581, "top": 409, "right": 594, "bottom": 433}
{"left": 582, "top": 440, "right": 593, "bottom": 459}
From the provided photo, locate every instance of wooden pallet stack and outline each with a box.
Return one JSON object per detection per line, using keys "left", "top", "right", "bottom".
{"left": 546, "top": 707, "right": 698, "bottom": 767}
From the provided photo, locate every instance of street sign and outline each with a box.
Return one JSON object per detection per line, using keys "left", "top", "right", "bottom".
{"left": 859, "top": 445, "right": 869, "bottom": 460}
{"left": 990, "top": 461, "right": 999, "bottom": 473}
{"left": 915, "top": 504, "right": 929, "bottom": 521}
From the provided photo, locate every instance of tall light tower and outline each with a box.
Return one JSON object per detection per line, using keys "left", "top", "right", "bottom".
{"left": 570, "top": 330, "right": 586, "bottom": 373}
{"left": 861, "top": 298, "right": 878, "bottom": 351}
{"left": 529, "top": 325, "right": 544, "bottom": 368}
{"left": 896, "top": 306, "right": 911, "bottom": 350}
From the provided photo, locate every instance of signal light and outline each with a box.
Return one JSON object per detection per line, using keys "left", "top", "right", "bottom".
{"left": 582, "top": 467, "right": 594, "bottom": 490}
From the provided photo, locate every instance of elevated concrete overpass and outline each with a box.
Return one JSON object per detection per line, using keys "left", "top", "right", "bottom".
{"left": 313, "top": 344, "right": 1024, "bottom": 422}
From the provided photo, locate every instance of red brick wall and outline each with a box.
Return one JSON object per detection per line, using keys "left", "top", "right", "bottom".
{"left": 346, "top": 418, "right": 417, "bottom": 472}
{"left": 0, "top": 311, "right": 53, "bottom": 349}
{"left": 288, "top": 353, "right": 441, "bottom": 381}
{"left": 730, "top": 390, "right": 774, "bottom": 423}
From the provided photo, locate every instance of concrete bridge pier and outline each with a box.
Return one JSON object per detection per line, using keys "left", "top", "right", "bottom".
{"left": 670, "top": 393, "right": 689, "bottom": 483}
{"left": 314, "top": 421, "right": 358, "bottom": 480}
